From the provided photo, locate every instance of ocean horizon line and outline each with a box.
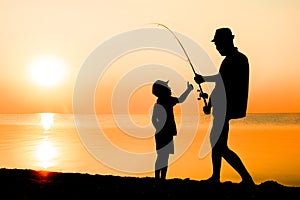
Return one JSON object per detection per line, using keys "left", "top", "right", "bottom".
{"left": 1, "top": 112, "right": 300, "bottom": 115}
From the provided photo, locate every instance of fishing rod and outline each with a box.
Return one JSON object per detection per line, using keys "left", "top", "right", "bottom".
{"left": 151, "top": 23, "right": 209, "bottom": 108}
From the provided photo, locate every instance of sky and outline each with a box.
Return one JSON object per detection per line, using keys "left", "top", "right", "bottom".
{"left": 0, "top": 0, "right": 300, "bottom": 114}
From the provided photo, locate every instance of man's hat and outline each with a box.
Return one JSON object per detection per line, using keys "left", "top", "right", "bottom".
{"left": 211, "top": 28, "right": 234, "bottom": 42}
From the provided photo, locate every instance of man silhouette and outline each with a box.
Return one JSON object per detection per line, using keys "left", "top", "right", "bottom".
{"left": 194, "top": 28, "right": 255, "bottom": 186}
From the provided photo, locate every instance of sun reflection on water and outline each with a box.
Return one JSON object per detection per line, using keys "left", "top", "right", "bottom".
{"left": 36, "top": 113, "right": 57, "bottom": 169}
{"left": 40, "top": 113, "right": 54, "bottom": 131}
{"left": 36, "top": 138, "right": 57, "bottom": 168}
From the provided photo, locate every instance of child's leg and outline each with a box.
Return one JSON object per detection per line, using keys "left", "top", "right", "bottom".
{"left": 155, "top": 153, "right": 162, "bottom": 179}
{"left": 160, "top": 166, "right": 168, "bottom": 179}
{"left": 155, "top": 152, "right": 170, "bottom": 179}
{"left": 155, "top": 169, "right": 160, "bottom": 179}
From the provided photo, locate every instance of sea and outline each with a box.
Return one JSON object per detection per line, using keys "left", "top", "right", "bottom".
{"left": 0, "top": 113, "right": 299, "bottom": 187}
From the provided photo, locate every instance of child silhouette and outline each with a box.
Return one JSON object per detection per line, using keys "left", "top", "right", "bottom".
{"left": 151, "top": 80, "right": 193, "bottom": 179}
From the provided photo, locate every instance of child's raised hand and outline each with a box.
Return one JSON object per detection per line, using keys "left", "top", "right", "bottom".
{"left": 187, "top": 81, "right": 194, "bottom": 91}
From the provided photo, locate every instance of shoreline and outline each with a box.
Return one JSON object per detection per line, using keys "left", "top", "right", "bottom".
{"left": 0, "top": 168, "right": 299, "bottom": 199}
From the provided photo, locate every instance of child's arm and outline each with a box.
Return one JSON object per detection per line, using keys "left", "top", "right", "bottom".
{"left": 178, "top": 82, "right": 194, "bottom": 103}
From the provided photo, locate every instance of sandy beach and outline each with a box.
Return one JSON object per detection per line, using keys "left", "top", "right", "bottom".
{"left": 0, "top": 168, "right": 299, "bottom": 200}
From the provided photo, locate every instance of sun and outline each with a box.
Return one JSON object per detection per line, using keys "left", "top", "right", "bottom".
{"left": 30, "top": 55, "right": 66, "bottom": 86}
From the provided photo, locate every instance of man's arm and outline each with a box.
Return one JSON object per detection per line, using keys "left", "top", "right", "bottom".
{"left": 194, "top": 73, "right": 219, "bottom": 83}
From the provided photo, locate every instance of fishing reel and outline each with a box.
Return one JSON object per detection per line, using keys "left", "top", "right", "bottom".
{"left": 196, "top": 86, "right": 211, "bottom": 115}
{"left": 197, "top": 89, "right": 208, "bottom": 101}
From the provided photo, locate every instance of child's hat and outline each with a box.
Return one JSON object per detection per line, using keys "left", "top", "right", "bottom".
{"left": 152, "top": 80, "right": 170, "bottom": 97}
{"left": 153, "top": 80, "right": 169, "bottom": 88}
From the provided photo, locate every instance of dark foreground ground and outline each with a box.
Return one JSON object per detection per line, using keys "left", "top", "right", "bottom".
{"left": 0, "top": 168, "right": 299, "bottom": 200}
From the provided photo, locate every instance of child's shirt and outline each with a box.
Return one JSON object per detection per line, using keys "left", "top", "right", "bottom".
{"left": 154, "top": 96, "right": 179, "bottom": 137}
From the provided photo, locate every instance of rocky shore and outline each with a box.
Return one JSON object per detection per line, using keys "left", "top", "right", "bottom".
{"left": 0, "top": 168, "right": 299, "bottom": 199}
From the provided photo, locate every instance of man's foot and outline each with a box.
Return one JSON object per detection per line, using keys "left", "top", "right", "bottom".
{"left": 240, "top": 177, "right": 255, "bottom": 187}
{"left": 202, "top": 176, "right": 220, "bottom": 184}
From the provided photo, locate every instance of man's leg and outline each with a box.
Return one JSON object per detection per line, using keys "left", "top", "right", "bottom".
{"left": 222, "top": 120, "right": 254, "bottom": 185}
{"left": 210, "top": 147, "right": 222, "bottom": 181}
{"left": 223, "top": 148, "right": 254, "bottom": 184}
{"left": 207, "top": 119, "right": 230, "bottom": 182}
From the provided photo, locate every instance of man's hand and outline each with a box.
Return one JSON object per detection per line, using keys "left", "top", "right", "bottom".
{"left": 203, "top": 98, "right": 211, "bottom": 115}
{"left": 194, "top": 74, "right": 205, "bottom": 84}
{"left": 203, "top": 105, "right": 211, "bottom": 115}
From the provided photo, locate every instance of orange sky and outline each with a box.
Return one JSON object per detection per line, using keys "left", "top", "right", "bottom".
{"left": 0, "top": 0, "right": 300, "bottom": 114}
